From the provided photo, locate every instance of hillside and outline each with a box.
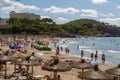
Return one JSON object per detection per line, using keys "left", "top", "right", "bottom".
{"left": 61, "top": 19, "right": 120, "bottom": 37}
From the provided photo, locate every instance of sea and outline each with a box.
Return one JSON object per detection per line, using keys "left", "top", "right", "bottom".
{"left": 48, "top": 37, "right": 120, "bottom": 65}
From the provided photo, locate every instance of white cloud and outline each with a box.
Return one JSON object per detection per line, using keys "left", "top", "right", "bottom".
{"left": 117, "top": 5, "right": 120, "bottom": 8}
{"left": 99, "top": 18, "right": 120, "bottom": 26}
{"left": 92, "top": 0, "right": 108, "bottom": 4}
{"left": 99, "top": 13, "right": 114, "bottom": 17}
{"left": 0, "top": 0, "right": 11, "bottom": 5}
{"left": 44, "top": 6, "right": 80, "bottom": 14}
{"left": 57, "top": 17, "right": 69, "bottom": 22}
{"left": 80, "top": 9, "right": 98, "bottom": 17}
{"left": 0, "top": 0, "right": 39, "bottom": 13}
{"left": 41, "top": 16, "right": 50, "bottom": 19}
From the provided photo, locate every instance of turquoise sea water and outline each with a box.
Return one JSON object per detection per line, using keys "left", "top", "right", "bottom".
{"left": 49, "top": 37, "right": 120, "bottom": 64}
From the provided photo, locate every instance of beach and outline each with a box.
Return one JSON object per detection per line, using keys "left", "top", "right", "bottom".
{"left": 0, "top": 35, "right": 117, "bottom": 80}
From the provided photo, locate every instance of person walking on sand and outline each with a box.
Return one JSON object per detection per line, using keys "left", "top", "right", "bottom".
{"left": 56, "top": 48, "right": 60, "bottom": 57}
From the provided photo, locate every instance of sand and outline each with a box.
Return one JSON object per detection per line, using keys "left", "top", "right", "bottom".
{"left": 0, "top": 36, "right": 117, "bottom": 80}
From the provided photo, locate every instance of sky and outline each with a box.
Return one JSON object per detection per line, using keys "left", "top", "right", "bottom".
{"left": 0, "top": 0, "right": 120, "bottom": 26}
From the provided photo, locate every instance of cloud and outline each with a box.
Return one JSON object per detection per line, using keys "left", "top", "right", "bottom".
{"left": 80, "top": 9, "right": 98, "bottom": 17}
{"left": 99, "top": 18, "right": 120, "bottom": 26}
{"left": 57, "top": 17, "right": 70, "bottom": 22}
{"left": 99, "top": 13, "right": 114, "bottom": 17}
{"left": 0, "top": 0, "right": 11, "bottom": 5}
{"left": 44, "top": 6, "right": 80, "bottom": 14}
{"left": 0, "top": 0, "right": 39, "bottom": 13}
{"left": 92, "top": 0, "right": 108, "bottom": 4}
{"left": 117, "top": 5, "right": 120, "bottom": 8}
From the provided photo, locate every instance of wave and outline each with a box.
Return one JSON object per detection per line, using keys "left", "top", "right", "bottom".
{"left": 59, "top": 44, "right": 67, "bottom": 47}
{"left": 68, "top": 41, "right": 78, "bottom": 45}
{"left": 79, "top": 46, "right": 90, "bottom": 49}
{"left": 107, "top": 50, "right": 120, "bottom": 53}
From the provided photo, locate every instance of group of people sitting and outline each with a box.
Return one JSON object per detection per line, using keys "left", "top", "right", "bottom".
{"left": 15, "top": 65, "right": 27, "bottom": 76}
{"left": 43, "top": 73, "right": 62, "bottom": 80}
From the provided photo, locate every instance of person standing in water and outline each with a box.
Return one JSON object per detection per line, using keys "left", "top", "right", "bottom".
{"left": 81, "top": 50, "right": 84, "bottom": 59}
{"left": 90, "top": 52, "right": 94, "bottom": 61}
{"left": 95, "top": 50, "right": 98, "bottom": 61}
{"left": 102, "top": 53, "right": 105, "bottom": 63}
{"left": 77, "top": 44, "right": 79, "bottom": 50}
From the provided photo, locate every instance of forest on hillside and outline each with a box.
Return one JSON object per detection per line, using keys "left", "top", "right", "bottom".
{"left": 0, "top": 18, "right": 120, "bottom": 37}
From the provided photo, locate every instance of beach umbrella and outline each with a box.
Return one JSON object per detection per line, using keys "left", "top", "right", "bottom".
{"left": 42, "top": 57, "right": 71, "bottom": 79}
{"left": 78, "top": 65, "right": 112, "bottom": 80}
{"left": 10, "top": 52, "right": 24, "bottom": 59}
{"left": 16, "top": 60, "right": 41, "bottom": 80}
{"left": 106, "top": 64, "right": 120, "bottom": 80}
{"left": 0, "top": 55, "right": 10, "bottom": 78}
{"left": 9, "top": 52, "right": 27, "bottom": 73}
{"left": 71, "top": 59, "right": 92, "bottom": 73}
{"left": 29, "top": 56, "right": 42, "bottom": 62}
{"left": 9, "top": 57, "right": 22, "bottom": 73}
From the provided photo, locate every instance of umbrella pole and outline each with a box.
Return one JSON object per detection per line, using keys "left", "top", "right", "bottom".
{"left": 32, "top": 65, "right": 33, "bottom": 76}
{"left": 81, "top": 69, "right": 84, "bottom": 80}
{"left": 82, "top": 69, "right": 84, "bottom": 73}
{"left": 26, "top": 65, "right": 29, "bottom": 80}
{"left": 14, "top": 63, "right": 16, "bottom": 73}
{"left": 119, "top": 75, "right": 120, "bottom": 80}
{"left": 53, "top": 71, "right": 57, "bottom": 79}
{"left": 5, "top": 62, "right": 7, "bottom": 78}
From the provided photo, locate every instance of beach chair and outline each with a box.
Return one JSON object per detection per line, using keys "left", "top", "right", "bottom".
{"left": 33, "top": 75, "right": 43, "bottom": 80}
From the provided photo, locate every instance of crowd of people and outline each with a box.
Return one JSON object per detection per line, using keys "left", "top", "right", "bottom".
{"left": 0, "top": 36, "right": 118, "bottom": 80}
{"left": 53, "top": 38, "right": 106, "bottom": 64}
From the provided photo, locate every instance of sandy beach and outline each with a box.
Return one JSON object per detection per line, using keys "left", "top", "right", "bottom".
{"left": 0, "top": 36, "right": 117, "bottom": 80}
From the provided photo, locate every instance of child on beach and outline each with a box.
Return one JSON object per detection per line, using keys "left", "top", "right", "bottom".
{"left": 56, "top": 75, "right": 62, "bottom": 80}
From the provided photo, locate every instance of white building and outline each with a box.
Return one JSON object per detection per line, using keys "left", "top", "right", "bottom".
{"left": 10, "top": 11, "right": 40, "bottom": 19}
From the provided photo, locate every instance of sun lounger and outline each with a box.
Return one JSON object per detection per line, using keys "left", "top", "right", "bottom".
{"left": 33, "top": 75, "right": 42, "bottom": 80}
